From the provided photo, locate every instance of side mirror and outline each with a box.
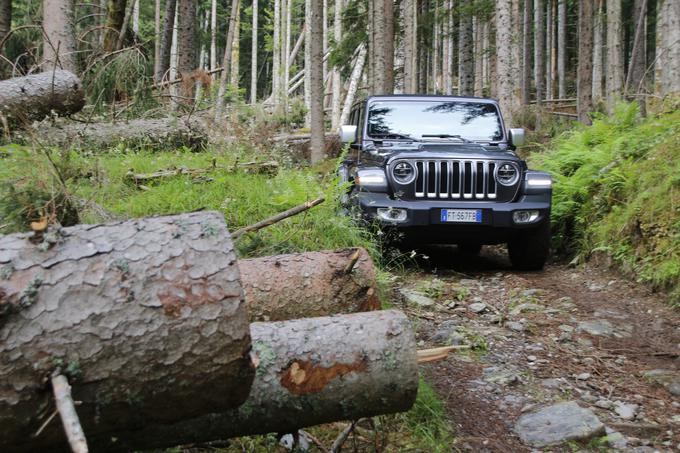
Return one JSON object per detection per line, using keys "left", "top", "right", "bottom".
{"left": 509, "top": 128, "right": 526, "bottom": 147}
{"left": 339, "top": 125, "right": 358, "bottom": 144}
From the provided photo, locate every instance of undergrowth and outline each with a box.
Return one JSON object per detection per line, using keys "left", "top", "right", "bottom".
{"left": 530, "top": 102, "right": 680, "bottom": 304}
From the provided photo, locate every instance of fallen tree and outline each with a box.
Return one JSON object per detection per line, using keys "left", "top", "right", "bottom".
{"left": 32, "top": 115, "right": 209, "bottom": 150}
{"left": 88, "top": 310, "right": 419, "bottom": 452}
{"left": 0, "top": 212, "right": 254, "bottom": 452}
{"left": 240, "top": 248, "right": 380, "bottom": 321}
{"left": 0, "top": 70, "right": 85, "bottom": 123}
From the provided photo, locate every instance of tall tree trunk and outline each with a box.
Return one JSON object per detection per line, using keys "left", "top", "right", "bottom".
{"left": 230, "top": 2, "right": 241, "bottom": 87}
{"left": 605, "top": 0, "right": 623, "bottom": 113}
{"left": 309, "top": 0, "right": 324, "bottom": 164}
{"left": 534, "top": 0, "right": 545, "bottom": 105}
{"left": 331, "top": 0, "right": 343, "bottom": 128}
{"left": 577, "top": 0, "right": 593, "bottom": 124}
{"left": 132, "top": 0, "right": 139, "bottom": 35}
{"left": 403, "top": 0, "right": 416, "bottom": 93}
{"left": 654, "top": 0, "right": 679, "bottom": 95}
{"left": 250, "top": 0, "right": 258, "bottom": 103}
{"left": 281, "top": 0, "right": 289, "bottom": 109}
{"left": 522, "top": 0, "right": 532, "bottom": 104}
{"left": 304, "top": 0, "right": 311, "bottom": 125}
{"left": 177, "top": 0, "right": 197, "bottom": 102}
{"left": 443, "top": 0, "right": 453, "bottom": 95}
{"left": 156, "top": 0, "right": 176, "bottom": 82}
{"left": 272, "top": 0, "right": 281, "bottom": 106}
{"left": 592, "top": 0, "right": 603, "bottom": 100}
{"left": 458, "top": 0, "right": 474, "bottom": 95}
{"left": 512, "top": 0, "right": 521, "bottom": 100}
{"left": 210, "top": 0, "right": 217, "bottom": 71}
{"left": 214, "top": 0, "right": 241, "bottom": 118}
{"left": 340, "top": 43, "right": 366, "bottom": 125}
{"left": 154, "top": 0, "right": 161, "bottom": 80}
{"left": 432, "top": 0, "right": 440, "bottom": 92}
{"left": 0, "top": 0, "right": 11, "bottom": 53}
{"left": 42, "top": 0, "right": 78, "bottom": 72}
{"left": 473, "top": 15, "right": 484, "bottom": 96}
{"left": 102, "top": 0, "right": 127, "bottom": 52}
{"left": 372, "top": 0, "right": 386, "bottom": 94}
{"left": 545, "top": 0, "right": 553, "bottom": 100}
{"left": 383, "top": 0, "right": 395, "bottom": 93}
{"left": 557, "top": 0, "right": 566, "bottom": 98}
{"left": 416, "top": 0, "right": 428, "bottom": 93}
{"left": 626, "top": 0, "right": 647, "bottom": 113}
{"left": 496, "top": 0, "right": 515, "bottom": 125}
{"left": 367, "top": 0, "right": 374, "bottom": 92}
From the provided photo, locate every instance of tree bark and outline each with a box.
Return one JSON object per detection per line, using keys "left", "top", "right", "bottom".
{"left": 215, "top": 0, "right": 242, "bottom": 119}
{"left": 577, "top": 0, "right": 593, "bottom": 124}
{"left": 0, "top": 212, "right": 254, "bottom": 452}
{"left": 654, "top": 0, "right": 679, "bottom": 95}
{"left": 177, "top": 0, "right": 197, "bottom": 89}
{"left": 626, "top": 0, "right": 647, "bottom": 113}
{"left": 98, "top": 310, "right": 419, "bottom": 452}
{"left": 557, "top": 0, "right": 566, "bottom": 98}
{"left": 42, "top": 0, "right": 78, "bottom": 72}
{"left": 240, "top": 248, "right": 379, "bottom": 322}
{"left": 304, "top": 0, "right": 311, "bottom": 125}
{"left": 605, "top": 0, "right": 623, "bottom": 113}
{"left": 309, "top": 0, "right": 324, "bottom": 164}
{"left": 495, "top": 0, "right": 515, "bottom": 125}
{"left": 102, "top": 0, "right": 127, "bottom": 53}
{"left": 592, "top": 0, "right": 603, "bottom": 100}
{"left": 0, "top": 70, "right": 85, "bottom": 123}
{"left": 545, "top": 0, "right": 553, "bottom": 100}
{"left": 340, "top": 43, "right": 366, "bottom": 125}
{"left": 458, "top": 0, "right": 474, "bottom": 95}
{"left": 383, "top": 0, "right": 395, "bottom": 94}
{"left": 331, "top": 0, "right": 343, "bottom": 128}
{"left": 403, "top": 0, "right": 416, "bottom": 93}
{"left": 156, "top": 0, "right": 177, "bottom": 82}
{"left": 154, "top": 0, "right": 162, "bottom": 81}
{"left": 250, "top": 0, "right": 259, "bottom": 103}
{"left": 522, "top": 0, "right": 532, "bottom": 104}
{"left": 230, "top": 3, "right": 241, "bottom": 88}
{"left": 534, "top": 0, "right": 545, "bottom": 105}
{"left": 0, "top": 0, "right": 10, "bottom": 53}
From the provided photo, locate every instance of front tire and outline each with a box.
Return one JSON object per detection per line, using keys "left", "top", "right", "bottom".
{"left": 508, "top": 222, "right": 551, "bottom": 271}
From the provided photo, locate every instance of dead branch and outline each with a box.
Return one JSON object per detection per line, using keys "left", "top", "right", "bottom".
{"left": 232, "top": 197, "right": 325, "bottom": 238}
{"left": 51, "top": 374, "right": 88, "bottom": 453}
{"left": 330, "top": 421, "right": 356, "bottom": 453}
{"left": 417, "top": 346, "right": 471, "bottom": 364}
{"left": 343, "top": 249, "right": 363, "bottom": 275}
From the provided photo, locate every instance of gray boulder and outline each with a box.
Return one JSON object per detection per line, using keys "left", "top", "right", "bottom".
{"left": 514, "top": 401, "right": 605, "bottom": 447}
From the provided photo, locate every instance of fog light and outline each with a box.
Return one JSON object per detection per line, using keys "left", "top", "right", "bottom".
{"left": 377, "top": 208, "right": 408, "bottom": 222}
{"left": 513, "top": 210, "right": 540, "bottom": 224}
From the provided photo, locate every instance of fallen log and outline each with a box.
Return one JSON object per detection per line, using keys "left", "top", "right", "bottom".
{"left": 240, "top": 247, "right": 380, "bottom": 321}
{"left": 275, "top": 132, "right": 343, "bottom": 161}
{"left": 0, "top": 70, "right": 85, "bottom": 123}
{"left": 90, "top": 310, "right": 419, "bottom": 452}
{"left": 0, "top": 212, "right": 254, "bottom": 452}
{"left": 32, "top": 115, "right": 208, "bottom": 150}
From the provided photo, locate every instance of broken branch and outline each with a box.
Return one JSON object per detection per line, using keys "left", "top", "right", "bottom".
{"left": 51, "top": 374, "right": 88, "bottom": 453}
{"left": 231, "top": 197, "right": 325, "bottom": 238}
{"left": 330, "top": 421, "right": 357, "bottom": 453}
{"left": 417, "top": 346, "right": 471, "bottom": 364}
{"left": 343, "top": 249, "right": 362, "bottom": 275}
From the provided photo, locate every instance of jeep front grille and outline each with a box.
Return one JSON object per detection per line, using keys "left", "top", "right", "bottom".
{"left": 414, "top": 160, "right": 497, "bottom": 200}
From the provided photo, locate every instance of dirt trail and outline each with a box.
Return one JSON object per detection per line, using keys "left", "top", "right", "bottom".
{"left": 399, "top": 246, "right": 680, "bottom": 452}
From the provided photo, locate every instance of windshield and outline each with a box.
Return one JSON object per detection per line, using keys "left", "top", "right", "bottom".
{"left": 366, "top": 100, "right": 504, "bottom": 142}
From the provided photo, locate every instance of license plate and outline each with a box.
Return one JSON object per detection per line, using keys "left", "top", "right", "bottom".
{"left": 440, "top": 209, "right": 482, "bottom": 223}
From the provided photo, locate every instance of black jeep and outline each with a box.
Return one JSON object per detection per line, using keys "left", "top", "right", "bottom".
{"left": 338, "top": 95, "right": 552, "bottom": 270}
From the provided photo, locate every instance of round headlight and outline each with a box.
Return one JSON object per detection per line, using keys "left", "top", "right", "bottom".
{"left": 496, "top": 163, "right": 519, "bottom": 186}
{"left": 392, "top": 161, "right": 416, "bottom": 184}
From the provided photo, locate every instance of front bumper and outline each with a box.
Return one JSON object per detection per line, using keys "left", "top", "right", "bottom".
{"left": 351, "top": 191, "right": 551, "bottom": 244}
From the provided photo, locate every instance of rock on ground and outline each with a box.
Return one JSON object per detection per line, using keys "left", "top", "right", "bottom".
{"left": 514, "top": 401, "right": 605, "bottom": 447}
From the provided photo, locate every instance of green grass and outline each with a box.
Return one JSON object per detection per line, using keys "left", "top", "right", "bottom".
{"left": 530, "top": 102, "right": 680, "bottom": 304}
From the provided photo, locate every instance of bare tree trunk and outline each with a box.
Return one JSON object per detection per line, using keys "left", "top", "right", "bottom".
{"left": 534, "top": 0, "right": 545, "bottom": 105}
{"left": 0, "top": 212, "right": 254, "bottom": 453}
{"left": 496, "top": 0, "right": 515, "bottom": 125}
{"left": 577, "top": 0, "right": 593, "bottom": 124}
{"left": 154, "top": 0, "right": 162, "bottom": 80}
{"left": 626, "top": 0, "right": 647, "bottom": 114}
{"left": 304, "top": 0, "right": 311, "bottom": 125}
{"left": 473, "top": 15, "right": 484, "bottom": 96}
{"left": 654, "top": 0, "right": 680, "bottom": 95}
{"left": 372, "top": 0, "right": 386, "bottom": 94}
{"left": 0, "top": 0, "right": 11, "bottom": 52}
{"left": 416, "top": 0, "right": 428, "bottom": 93}
{"left": 545, "top": 0, "right": 553, "bottom": 100}
{"left": 557, "top": 0, "right": 566, "bottom": 98}
{"left": 512, "top": 0, "right": 521, "bottom": 100}
{"left": 177, "top": 0, "right": 197, "bottom": 78}
{"left": 331, "top": 0, "right": 343, "bottom": 128}
{"left": 310, "top": 0, "right": 325, "bottom": 164}
{"left": 272, "top": 0, "right": 281, "bottom": 106}
{"left": 340, "top": 43, "right": 366, "bottom": 125}
{"left": 210, "top": 0, "right": 217, "bottom": 71}
{"left": 250, "top": 0, "right": 258, "bottom": 103}
{"left": 605, "top": 0, "right": 623, "bottom": 113}
{"left": 592, "top": 0, "right": 603, "bottom": 100}
{"left": 230, "top": 3, "right": 241, "bottom": 88}
{"left": 458, "top": 0, "right": 474, "bottom": 95}
{"left": 156, "top": 0, "right": 177, "bottom": 82}
{"left": 0, "top": 70, "right": 85, "bottom": 122}
{"left": 522, "top": 0, "right": 532, "bottom": 104}
{"left": 214, "top": 0, "right": 241, "bottom": 118}
{"left": 102, "top": 0, "right": 127, "bottom": 52}
{"left": 384, "top": 0, "right": 395, "bottom": 93}
{"left": 87, "top": 310, "right": 419, "bottom": 453}
{"left": 42, "top": 0, "right": 78, "bottom": 72}
{"left": 432, "top": 0, "right": 440, "bottom": 92}
{"left": 131, "top": 0, "right": 139, "bottom": 35}
{"left": 281, "top": 0, "right": 289, "bottom": 109}
{"left": 403, "top": 0, "right": 417, "bottom": 93}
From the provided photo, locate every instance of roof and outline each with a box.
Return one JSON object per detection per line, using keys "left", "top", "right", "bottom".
{"left": 365, "top": 94, "right": 499, "bottom": 104}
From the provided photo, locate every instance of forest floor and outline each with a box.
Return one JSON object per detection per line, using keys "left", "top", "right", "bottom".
{"left": 397, "top": 246, "right": 680, "bottom": 452}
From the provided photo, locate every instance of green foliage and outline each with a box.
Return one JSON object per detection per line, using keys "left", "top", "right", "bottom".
{"left": 530, "top": 102, "right": 680, "bottom": 303}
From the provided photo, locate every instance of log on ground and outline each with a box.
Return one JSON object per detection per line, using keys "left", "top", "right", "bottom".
{"left": 240, "top": 248, "right": 380, "bottom": 321}
{"left": 99, "top": 310, "right": 419, "bottom": 452}
{"left": 33, "top": 116, "right": 209, "bottom": 150}
{"left": 0, "top": 212, "right": 253, "bottom": 452}
{"left": 0, "top": 70, "right": 85, "bottom": 123}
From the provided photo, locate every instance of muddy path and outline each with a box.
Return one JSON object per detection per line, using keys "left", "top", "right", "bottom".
{"left": 396, "top": 246, "right": 680, "bottom": 452}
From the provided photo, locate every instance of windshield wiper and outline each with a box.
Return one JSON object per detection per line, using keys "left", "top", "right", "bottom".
{"left": 421, "top": 134, "right": 472, "bottom": 143}
{"left": 370, "top": 133, "right": 419, "bottom": 141}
